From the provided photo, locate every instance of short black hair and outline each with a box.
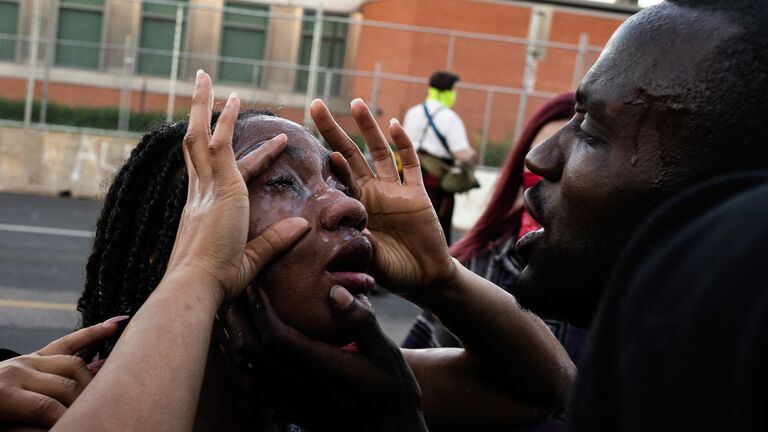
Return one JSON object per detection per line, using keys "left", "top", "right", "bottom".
{"left": 665, "top": 0, "right": 768, "bottom": 172}
{"left": 429, "top": 71, "right": 459, "bottom": 91}
{"left": 77, "top": 109, "right": 275, "bottom": 361}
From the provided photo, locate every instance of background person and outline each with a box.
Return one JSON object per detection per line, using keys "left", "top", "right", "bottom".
{"left": 403, "top": 71, "right": 476, "bottom": 244}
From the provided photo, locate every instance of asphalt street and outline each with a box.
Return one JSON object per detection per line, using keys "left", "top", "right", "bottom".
{"left": 0, "top": 192, "right": 422, "bottom": 354}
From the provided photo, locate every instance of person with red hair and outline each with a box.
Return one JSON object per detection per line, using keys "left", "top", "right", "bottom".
{"left": 402, "top": 92, "right": 583, "bottom": 360}
{"left": 401, "top": 93, "right": 580, "bottom": 430}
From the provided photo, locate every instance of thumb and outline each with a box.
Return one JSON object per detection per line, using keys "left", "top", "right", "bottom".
{"left": 328, "top": 285, "right": 395, "bottom": 357}
{"left": 236, "top": 217, "right": 311, "bottom": 293}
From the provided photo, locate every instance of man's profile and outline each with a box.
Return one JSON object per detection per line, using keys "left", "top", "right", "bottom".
{"left": 515, "top": 0, "right": 768, "bottom": 328}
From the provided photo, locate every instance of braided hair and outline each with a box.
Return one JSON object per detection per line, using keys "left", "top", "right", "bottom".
{"left": 78, "top": 109, "right": 275, "bottom": 361}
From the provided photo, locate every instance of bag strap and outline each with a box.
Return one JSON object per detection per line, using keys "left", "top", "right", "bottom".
{"left": 422, "top": 103, "right": 455, "bottom": 164}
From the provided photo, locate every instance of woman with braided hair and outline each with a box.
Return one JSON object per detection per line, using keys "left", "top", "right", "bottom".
{"left": 56, "top": 71, "right": 426, "bottom": 431}
{"left": 52, "top": 71, "right": 571, "bottom": 430}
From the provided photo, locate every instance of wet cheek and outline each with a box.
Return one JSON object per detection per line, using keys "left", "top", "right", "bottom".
{"left": 260, "top": 248, "right": 341, "bottom": 343}
{"left": 247, "top": 193, "right": 309, "bottom": 240}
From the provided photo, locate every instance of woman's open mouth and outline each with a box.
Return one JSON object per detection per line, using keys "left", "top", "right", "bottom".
{"left": 325, "top": 235, "right": 374, "bottom": 295}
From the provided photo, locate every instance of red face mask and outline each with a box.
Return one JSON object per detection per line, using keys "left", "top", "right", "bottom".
{"left": 522, "top": 171, "right": 543, "bottom": 189}
{"left": 517, "top": 172, "right": 544, "bottom": 240}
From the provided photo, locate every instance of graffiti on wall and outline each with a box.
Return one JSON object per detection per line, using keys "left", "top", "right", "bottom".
{"left": 70, "top": 135, "right": 134, "bottom": 182}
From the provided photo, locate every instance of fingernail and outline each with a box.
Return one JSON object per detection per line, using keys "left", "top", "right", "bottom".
{"left": 350, "top": 98, "right": 364, "bottom": 107}
{"left": 196, "top": 69, "right": 204, "bottom": 78}
{"left": 87, "top": 359, "right": 106, "bottom": 376}
{"left": 228, "top": 92, "right": 238, "bottom": 103}
{"left": 270, "top": 133, "right": 287, "bottom": 142}
{"left": 102, "top": 315, "right": 130, "bottom": 326}
{"left": 389, "top": 117, "right": 399, "bottom": 126}
{"left": 340, "top": 342, "right": 359, "bottom": 352}
{"left": 330, "top": 285, "right": 354, "bottom": 309}
{"left": 359, "top": 294, "right": 373, "bottom": 309}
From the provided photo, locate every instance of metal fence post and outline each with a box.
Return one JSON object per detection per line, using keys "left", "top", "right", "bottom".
{"left": 249, "top": 62, "right": 261, "bottom": 102}
{"left": 303, "top": 5, "right": 324, "bottom": 127}
{"left": 572, "top": 33, "right": 589, "bottom": 90}
{"left": 23, "top": 0, "right": 42, "bottom": 127}
{"left": 166, "top": 3, "right": 184, "bottom": 122}
{"left": 39, "top": 4, "right": 56, "bottom": 126}
{"left": 118, "top": 36, "right": 135, "bottom": 131}
{"left": 479, "top": 89, "right": 494, "bottom": 166}
{"left": 323, "top": 69, "right": 333, "bottom": 102}
{"left": 513, "top": 55, "right": 538, "bottom": 143}
{"left": 446, "top": 33, "right": 456, "bottom": 70}
{"left": 369, "top": 62, "right": 382, "bottom": 114}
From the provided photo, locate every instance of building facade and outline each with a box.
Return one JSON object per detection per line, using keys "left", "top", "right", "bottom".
{"left": 0, "top": 0, "right": 630, "bottom": 165}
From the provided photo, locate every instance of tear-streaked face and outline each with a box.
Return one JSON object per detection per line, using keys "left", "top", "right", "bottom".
{"left": 233, "top": 116, "right": 371, "bottom": 345}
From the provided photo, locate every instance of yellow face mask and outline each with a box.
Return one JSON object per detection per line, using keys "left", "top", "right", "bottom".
{"left": 428, "top": 87, "right": 457, "bottom": 108}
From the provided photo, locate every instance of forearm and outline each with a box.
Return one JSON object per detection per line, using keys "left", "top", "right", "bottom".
{"left": 404, "top": 348, "right": 545, "bottom": 431}
{"left": 54, "top": 271, "right": 221, "bottom": 431}
{"left": 412, "top": 261, "right": 575, "bottom": 406}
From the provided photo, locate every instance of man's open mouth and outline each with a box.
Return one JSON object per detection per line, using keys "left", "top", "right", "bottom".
{"left": 516, "top": 227, "right": 544, "bottom": 259}
{"left": 518, "top": 186, "right": 548, "bottom": 259}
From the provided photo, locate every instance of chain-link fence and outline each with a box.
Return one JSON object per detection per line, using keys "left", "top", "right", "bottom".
{"left": 0, "top": 0, "right": 614, "bottom": 167}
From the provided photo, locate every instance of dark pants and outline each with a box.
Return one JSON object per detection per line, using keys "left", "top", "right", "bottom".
{"left": 422, "top": 167, "right": 454, "bottom": 245}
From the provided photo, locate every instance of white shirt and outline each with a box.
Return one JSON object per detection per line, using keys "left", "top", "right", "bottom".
{"left": 403, "top": 99, "right": 471, "bottom": 160}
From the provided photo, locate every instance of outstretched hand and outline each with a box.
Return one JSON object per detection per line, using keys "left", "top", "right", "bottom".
{"left": 312, "top": 98, "right": 456, "bottom": 300}
{"left": 0, "top": 319, "right": 123, "bottom": 429}
{"left": 165, "top": 71, "right": 310, "bottom": 304}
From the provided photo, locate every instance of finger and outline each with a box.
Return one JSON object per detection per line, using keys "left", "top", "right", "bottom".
{"left": 37, "top": 316, "right": 127, "bottom": 356}
{"left": 237, "top": 218, "right": 311, "bottom": 291}
{"left": 18, "top": 369, "right": 83, "bottom": 407}
{"left": 389, "top": 118, "right": 423, "bottom": 186}
{"left": 236, "top": 134, "right": 287, "bottom": 184}
{"left": 350, "top": 98, "right": 399, "bottom": 181}
{"left": 248, "top": 286, "right": 371, "bottom": 382}
{"left": 209, "top": 92, "right": 241, "bottom": 184}
{"left": 329, "top": 152, "right": 362, "bottom": 199}
{"left": 219, "top": 297, "right": 295, "bottom": 382}
{"left": 328, "top": 286, "right": 397, "bottom": 357}
{"left": 310, "top": 99, "right": 373, "bottom": 181}
{"left": 182, "top": 137, "right": 198, "bottom": 203}
{"left": 183, "top": 69, "right": 214, "bottom": 180}
{"left": 25, "top": 355, "right": 93, "bottom": 390}
{"left": 5, "top": 390, "right": 66, "bottom": 428}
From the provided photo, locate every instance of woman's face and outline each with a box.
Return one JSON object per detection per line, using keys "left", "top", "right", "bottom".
{"left": 232, "top": 116, "right": 371, "bottom": 346}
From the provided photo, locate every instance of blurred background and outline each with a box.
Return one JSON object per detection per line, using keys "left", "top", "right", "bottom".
{"left": 0, "top": 0, "right": 658, "bottom": 352}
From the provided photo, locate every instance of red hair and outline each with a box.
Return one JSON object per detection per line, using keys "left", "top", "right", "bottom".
{"left": 450, "top": 93, "right": 575, "bottom": 263}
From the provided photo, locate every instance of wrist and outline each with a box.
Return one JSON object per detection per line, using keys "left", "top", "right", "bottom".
{"left": 160, "top": 267, "right": 226, "bottom": 311}
{"left": 410, "top": 257, "right": 465, "bottom": 310}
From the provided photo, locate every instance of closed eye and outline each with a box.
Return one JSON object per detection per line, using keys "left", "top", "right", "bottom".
{"left": 574, "top": 113, "right": 603, "bottom": 147}
{"left": 265, "top": 175, "right": 300, "bottom": 191}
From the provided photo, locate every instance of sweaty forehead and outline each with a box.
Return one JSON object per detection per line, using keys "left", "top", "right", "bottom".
{"left": 232, "top": 115, "right": 329, "bottom": 163}
{"left": 580, "top": 3, "right": 739, "bottom": 108}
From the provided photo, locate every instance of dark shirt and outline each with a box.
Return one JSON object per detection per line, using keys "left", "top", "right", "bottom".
{"left": 569, "top": 172, "right": 768, "bottom": 431}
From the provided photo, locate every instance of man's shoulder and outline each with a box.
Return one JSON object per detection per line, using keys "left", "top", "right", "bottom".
{"left": 570, "top": 172, "right": 768, "bottom": 431}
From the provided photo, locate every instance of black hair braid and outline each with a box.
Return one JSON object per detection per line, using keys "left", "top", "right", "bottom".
{"left": 78, "top": 109, "right": 276, "bottom": 361}
{"left": 78, "top": 123, "right": 190, "bottom": 360}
